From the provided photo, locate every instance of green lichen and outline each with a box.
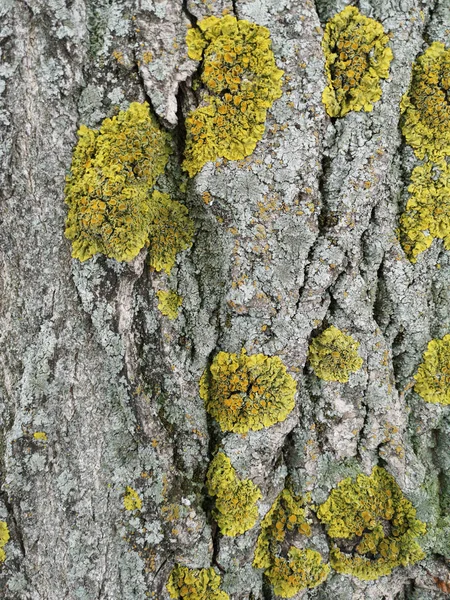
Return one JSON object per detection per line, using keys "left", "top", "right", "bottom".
{"left": 253, "top": 489, "right": 329, "bottom": 598}
{"left": 183, "top": 15, "right": 284, "bottom": 177}
{"left": 199, "top": 349, "right": 296, "bottom": 433}
{"left": 322, "top": 6, "right": 393, "bottom": 117}
{"left": 33, "top": 431, "right": 48, "bottom": 441}
{"left": 414, "top": 334, "right": 450, "bottom": 405}
{"left": 308, "top": 325, "right": 363, "bottom": 383}
{"left": 147, "top": 191, "right": 194, "bottom": 274}
{"left": 206, "top": 452, "right": 261, "bottom": 536}
{"left": 317, "top": 467, "right": 426, "bottom": 581}
{"left": 401, "top": 42, "right": 450, "bottom": 160}
{"left": 123, "top": 486, "right": 142, "bottom": 511}
{"left": 157, "top": 290, "right": 183, "bottom": 320}
{"left": 0, "top": 521, "right": 9, "bottom": 564}
{"left": 399, "top": 160, "right": 450, "bottom": 262}
{"left": 166, "top": 565, "right": 229, "bottom": 600}
{"left": 65, "top": 102, "right": 192, "bottom": 268}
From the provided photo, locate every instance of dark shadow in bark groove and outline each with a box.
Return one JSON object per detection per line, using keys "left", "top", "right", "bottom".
{"left": 182, "top": 0, "right": 198, "bottom": 26}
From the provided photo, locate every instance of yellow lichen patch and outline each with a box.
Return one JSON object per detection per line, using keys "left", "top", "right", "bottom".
{"left": 399, "top": 160, "right": 450, "bottom": 262}
{"left": 0, "top": 521, "right": 9, "bottom": 564}
{"left": 199, "top": 349, "right": 296, "bottom": 433}
{"left": 166, "top": 565, "right": 229, "bottom": 600}
{"left": 33, "top": 431, "right": 48, "bottom": 441}
{"left": 322, "top": 6, "right": 393, "bottom": 117}
{"left": 264, "top": 548, "right": 330, "bottom": 598}
{"left": 112, "top": 49, "right": 125, "bottom": 64}
{"left": 253, "top": 489, "right": 329, "bottom": 598}
{"left": 65, "top": 102, "right": 171, "bottom": 263}
{"left": 142, "top": 51, "right": 153, "bottom": 64}
{"left": 123, "top": 486, "right": 142, "bottom": 511}
{"left": 206, "top": 452, "right": 261, "bottom": 536}
{"left": 401, "top": 42, "right": 450, "bottom": 160}
{"left": 183, "top": 15, "right": 284, "bottom": 176}
{"left": 317, "top": 466, "right": 426, "bottom": 580}
{"left": 253, "top": 489, "right": 312, "bottom": 569}
{"left": 147, "top": 191, "right": 194, "bottom": 274}
{"left": 414, "top": 334, "right": 450, "bottom": 405}
{"left": 308, "top": 325, "right": 363, "bottom": 383}
{"left": 157, "top": 290, "right": 183, "bottom": 320}
{"left": 186, "top": 27, "right": 208, "bottom": 61}
{"left": 399, "top": 43, "right": 450, "bottom": 263}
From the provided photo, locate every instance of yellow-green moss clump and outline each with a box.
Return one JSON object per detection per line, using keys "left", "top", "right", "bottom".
{"left": 157, "top": 289, "right": 183, "bottom": 320}
{"left": 65, "top": 103, "right": 193, "bottom": 270}
{"left": 0, "top": 521, "right": 9, "bottom": 563}
{"left": 414, "top": 334, "right": 450, "bottom": 405}
{"left": 401, "top": 43, "right": 450, "bottom": 161}
{"left": 206, "top": 452, "right": 261, "bottom": 536}
{"left": 308, "top": 325, "right": 363, "bottom": 383}
{"left": 253, "top": 489, "right": 329, "bottom": 598}
{"left": 322, "top": 6, "right": 393, "bottom": 118}
{"left": 183, "top": 15, "right": 284, "bottom": 176}
{"left": 199, "top": 349, "right": 296, "bottom": 433}
{"left": 123, "top": 486, "right": 142, "bottom": 511}
{"left": 399, "top": 160, "right": 450, "bottom": 262}
{"left": 317, "top": 466, "right": 426, "bottom": 580}
{"left": 167, "top": 565, "right": 229, "bottom": 600}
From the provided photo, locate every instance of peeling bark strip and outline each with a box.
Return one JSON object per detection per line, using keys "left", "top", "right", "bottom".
{"left": 1, "top": 0, "right": 450, "bottom": 599}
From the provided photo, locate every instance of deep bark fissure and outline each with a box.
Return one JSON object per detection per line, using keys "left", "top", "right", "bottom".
{"left": 181, "top": 0, "right": 198, "bottom": 26}
{"left": 295, "top": 150, "right": 330, "bottom": 313}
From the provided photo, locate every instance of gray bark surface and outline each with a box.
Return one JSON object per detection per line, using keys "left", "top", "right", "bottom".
{"left": 0, "top": 0, "right": 449, "bottom": 598}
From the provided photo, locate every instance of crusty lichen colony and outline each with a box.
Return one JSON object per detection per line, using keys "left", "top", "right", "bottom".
{"left": 322, "top": 6, "right": 393, "bottom": 117}
{"left": 308, "top": 325, "right": 363, "bottom": 382}
{"left": 123, "top": 486, "right": 142, "bottom": 511}
{"left": 156, "top": 289, "right": 183, "bottom": 320}
{"left": 206, "top": 451, "right": 262, "bottom": 536}
{"left": 400, "top": 42, "right": 450, "bottom": 262}
{"left": 399, "top": 160, "right": 450, "bottom": 262}
{"left": 253, "top": 489, "right": 330, "bottom": 597}
{"left": 401, "top": 42, "right": 450, "bottom": 161}
{"left": 0, "top": 521, "right": 9, "bottom": 564}
{"left": 146, "top": 190, "right": 194, "bottom": 274}
{"left": 317, "top": 467, "right": 426, "bottom": 580}
{"left": 166, "top": 565, "right": 229, "bottom": 600}
{"left": 65, "top": 103, "right": 193, "bottom": 271}
{"left": 199, "top": 349, "right": 297, "bottom": 433}
{"left": 414, "top": 333, "right": 450, "bottom": 405}
{"left": 65, "top": 102, "right": 170, "bottom": 262}
{"left": 183, "top": 15, "right": 284, "bottom": 176}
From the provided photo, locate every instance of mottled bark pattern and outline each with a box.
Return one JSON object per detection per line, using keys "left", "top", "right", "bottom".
{"left": 0, "top": 0, "right": 449, "bottom": 599}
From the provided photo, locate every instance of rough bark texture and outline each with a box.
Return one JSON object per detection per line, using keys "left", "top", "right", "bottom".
{"left": 1, "top": 0, "right": 449, "bottom": 598}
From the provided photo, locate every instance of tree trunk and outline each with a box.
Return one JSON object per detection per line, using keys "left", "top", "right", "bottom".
{"left": 1, "top": 0, "right": 449, "bottom": 598}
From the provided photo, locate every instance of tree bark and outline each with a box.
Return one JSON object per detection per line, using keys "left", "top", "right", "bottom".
{"left": 1, "top": 0, "right": 449, "bottom": 599}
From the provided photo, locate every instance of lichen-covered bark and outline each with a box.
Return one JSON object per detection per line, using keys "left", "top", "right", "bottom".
{"left": 0, "top": 0, "right": 449, "bottom": 599}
